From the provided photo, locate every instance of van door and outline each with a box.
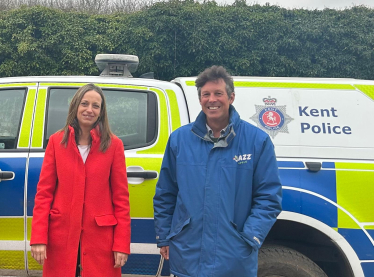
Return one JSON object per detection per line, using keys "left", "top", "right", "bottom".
{"left": 0, "top": 84, "right": 37, "bottom": 276}
{"left": 26, "top": 82, "right": 183, "bottom": 276}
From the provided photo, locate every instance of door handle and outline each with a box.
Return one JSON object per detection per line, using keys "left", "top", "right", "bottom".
{"left": 127, "top": 166, "right": 158, "bottom": 185}
{"left": 127, "top": 171, "right": 158, "bottom": 179}
{"left": 0, "top": 170, "right": 15, "bottom": 182}
{"left": 305, "top": 162, "right": 321, "bottom": 172}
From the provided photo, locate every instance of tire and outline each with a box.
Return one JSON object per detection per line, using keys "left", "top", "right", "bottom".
{"left": 258, "top": 245, "right": 328, "bottom": 277}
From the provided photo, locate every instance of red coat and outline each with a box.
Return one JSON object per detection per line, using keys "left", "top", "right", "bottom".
{"left": 31, "top": 126, "right": 131, "bottom": 277}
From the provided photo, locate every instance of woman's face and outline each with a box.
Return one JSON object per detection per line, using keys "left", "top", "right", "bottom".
{"left": 76, "top": 90, "right": 102, "bottom": 129}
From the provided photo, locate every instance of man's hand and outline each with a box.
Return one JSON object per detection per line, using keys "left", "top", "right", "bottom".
{"left": 114, "top": 251, "right": 128, "bottom": 268}
{"left": 31, "top": 244, "right": 47, "bottom": 265}
{"left": 160, "top": 246, "right": 169, "bottom": 260}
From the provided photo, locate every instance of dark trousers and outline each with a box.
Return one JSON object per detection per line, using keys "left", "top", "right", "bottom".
{"left": 75, "top": 245, "right": 81, "bottom": 277}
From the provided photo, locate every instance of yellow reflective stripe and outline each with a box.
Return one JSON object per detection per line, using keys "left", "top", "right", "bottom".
{"left": 27, "top": 251, "right": 43, "bottom": 270}
{"left": 0, "top": 218, "right": 24, "bottom": 240}
{"left": 137, "top": 88, "right": 169, "bottom": 155}
{"left": 96, "top": 84, "right": 148, "bottom": 90}
{"left": 31, "top": 88, "right": 47, "bottom": 148}
{"left": 336, "top": 163, "right": 374, "bottom": 170}
{"left": 40, "top": 83, "right": 150, "bottom": 91}
{"left": 364, "top": 226, "right": 374, "bottom": 230}
{"left": 0, "top": 251, "right": 25, "bottom": 269}
{"left": 0, "top": 83, "right": 36, "bottom": 87}
{"left": 337, "top": 210, "right": 360, "bottom": 230}
{"left": 186, "top": 80, "right": 356, "bottom": 90}
{"left": 166, "top": 89, "right": 181, "bottom": 131}
{"left": 354, "top": 85, "right": 374, "bottom": 101}
{"left": 127, "top": 157, "right": 163, "bottom": 218}
{"left": 18, "top": 89, "right": 36, "bottom": 148}
{"left": 40, "top": 83, "right": 84, "bottom": 87}
{"left": 336, "top": 163, "right": 374, "bottom": 229}
{"left": 234, "top": 82, "right": 355, "bottom": 89}
{"left": 27, "top": 217, "right": 32, "bottom": 241}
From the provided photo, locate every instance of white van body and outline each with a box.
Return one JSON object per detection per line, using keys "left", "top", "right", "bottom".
{"left": 177, "top": 76, "right": 374, "bottom": 159}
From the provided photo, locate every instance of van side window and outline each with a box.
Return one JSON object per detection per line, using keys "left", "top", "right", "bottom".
{"left": 44, "top": 88, "right": 157, "bottom": 150}
{"left": 0, "top": 89, "right": 26, "bottom": 150}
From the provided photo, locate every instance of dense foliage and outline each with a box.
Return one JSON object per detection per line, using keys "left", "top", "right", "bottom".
{"left": 0, "top": 1, "right": 374, "bottom": 80}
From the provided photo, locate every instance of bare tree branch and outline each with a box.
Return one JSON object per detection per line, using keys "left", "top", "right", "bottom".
{"left": 0, "top": 0, "right": 157, "bottom": 13}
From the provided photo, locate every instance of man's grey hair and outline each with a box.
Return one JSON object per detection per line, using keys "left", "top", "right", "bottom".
{"left": 195, "top": 66, "right": 234, "bottom": 98}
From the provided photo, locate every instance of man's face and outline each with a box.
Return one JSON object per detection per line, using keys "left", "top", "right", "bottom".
{"left": 199, "top": 78, "right": 235, "bottom": 124}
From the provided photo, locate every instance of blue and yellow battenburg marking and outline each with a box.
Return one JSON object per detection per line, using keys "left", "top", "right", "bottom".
{"left": 280, "top": 160, "right": 374, "bottom": 276}
{"left": 0, "top": 83, "right": 35, "bottom": 271}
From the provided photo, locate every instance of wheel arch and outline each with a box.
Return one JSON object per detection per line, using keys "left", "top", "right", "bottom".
{"left": 264, "top": 211, "right": 364, "bottom": 277}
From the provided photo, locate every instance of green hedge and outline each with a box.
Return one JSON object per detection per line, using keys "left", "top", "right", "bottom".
{"left": 1, "top": 1, "right": 374, "bottom": 80}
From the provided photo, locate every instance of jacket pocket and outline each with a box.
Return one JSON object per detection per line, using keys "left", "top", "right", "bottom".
{"left": 230, "top": 221, "right": 253, "bottom": 256}
{"left": 166, "top": 217, "right": 190, "bottom": 240}
{"left": 49, "top": 209, "right": 60, "bottom": 215}
{"left": 166, "top": 200, "right": 191, "bottom": 240}
{"left": 95, "top": 214, "right": 118, "bottom": 226}
{"left": 49, "top": 209, "right": 61, "bottom": 220}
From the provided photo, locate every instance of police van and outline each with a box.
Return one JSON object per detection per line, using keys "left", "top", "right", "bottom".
{"left": 0, "top": 54, "right": 373, "bottom": 277}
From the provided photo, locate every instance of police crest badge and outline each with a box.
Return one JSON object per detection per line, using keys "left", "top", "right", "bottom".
{"left": 250, "top": 96, "right": 293, "bottom": 138}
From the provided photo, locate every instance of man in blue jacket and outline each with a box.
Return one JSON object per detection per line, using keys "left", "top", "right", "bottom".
{"left": 154, "top": 66, "right": 282, "bottom": 277}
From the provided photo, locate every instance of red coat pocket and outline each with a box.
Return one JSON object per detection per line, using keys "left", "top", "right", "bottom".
{"left": 95, "top": 214, "right": 118, "bottom": 226}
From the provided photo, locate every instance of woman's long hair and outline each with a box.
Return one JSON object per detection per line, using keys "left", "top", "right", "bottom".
{"left": 60, "top": 83, "right": 113, "bottom": 152}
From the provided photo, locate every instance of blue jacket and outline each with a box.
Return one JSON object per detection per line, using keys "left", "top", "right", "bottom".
{"left": 154, "top": 106, "right": 282, "bottom": 277}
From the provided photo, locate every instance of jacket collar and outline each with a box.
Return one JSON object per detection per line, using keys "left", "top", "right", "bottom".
{"left": 68, "top": 125, "right": 101, "bottom": 148}
{"left": 191, "top": 105, "right": 240, "bottom": 144}
{"left": 90, "top": 125, "right": 101, "bottom": 145}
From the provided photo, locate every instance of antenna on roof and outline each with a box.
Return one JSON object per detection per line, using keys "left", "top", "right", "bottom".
{"left": 95, "top": 54, "right": 139, "bottom": 77}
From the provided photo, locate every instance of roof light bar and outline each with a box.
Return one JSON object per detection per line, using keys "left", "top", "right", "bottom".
{"left": 95, "top": 54, "right": 139, "bottom": 77}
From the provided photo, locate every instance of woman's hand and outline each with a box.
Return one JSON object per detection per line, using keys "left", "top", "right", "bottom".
{"left": 31, "top": 244, "right": 47, "bottom": 265}
{"left": 113, "top": 251, "right": 128, "bottom": 268}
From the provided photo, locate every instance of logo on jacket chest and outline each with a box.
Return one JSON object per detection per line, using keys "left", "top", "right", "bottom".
{"left": 233, "top": 154, "right": 252, "bottom": 164}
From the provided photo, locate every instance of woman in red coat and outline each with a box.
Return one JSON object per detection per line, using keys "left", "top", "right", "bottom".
{"left": 30, "top": 84, "right": 131, "bottom": 277}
